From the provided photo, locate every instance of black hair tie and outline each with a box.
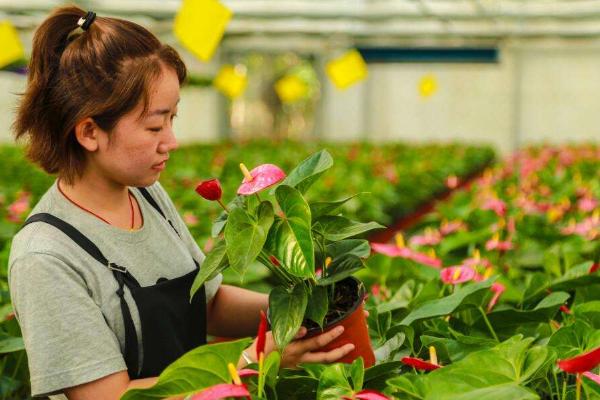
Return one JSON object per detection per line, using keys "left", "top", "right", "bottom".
{"left": 77, "top": 11, "right": 96, "bottom": 31}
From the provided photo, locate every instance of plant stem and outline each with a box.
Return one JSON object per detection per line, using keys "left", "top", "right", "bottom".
{"left": 576, "top": 373, "right": 582, "bottom": 400}
{"left": 255, "top": 193, "right": 262, "bottom": 203}
{"left": 217, "top": 199, "right": 229, "bottom": 213}
{"left": 478, "top": 307, "right": 499, "bottom": 342}
{"left": 10, "top": 351, "right": 23, "bottom": 380}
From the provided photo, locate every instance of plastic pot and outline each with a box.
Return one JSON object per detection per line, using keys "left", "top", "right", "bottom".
{"left": 303, "top": 276, "right": 375, "bottom": 367}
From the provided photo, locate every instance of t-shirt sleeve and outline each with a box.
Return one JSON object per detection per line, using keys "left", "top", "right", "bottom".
{"left": 8, "top": 252, "right": 127, "bottom": 397}
{"left": 149, "top": 181, "right": 222, "bottom": 302}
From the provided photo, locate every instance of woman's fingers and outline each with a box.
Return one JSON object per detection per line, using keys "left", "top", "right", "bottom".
{"left": 294, "top": 327, "right": 308, "bottom": 339}
{"left": 301, "top": 343, "right": 355, "bottom": 364}
{"left": 296, "top": 325, "right": 345, "bottom": 353}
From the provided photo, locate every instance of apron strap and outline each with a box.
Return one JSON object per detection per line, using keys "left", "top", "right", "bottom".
{"left": 136, "top": 187, "right": 181, "bottom": 238}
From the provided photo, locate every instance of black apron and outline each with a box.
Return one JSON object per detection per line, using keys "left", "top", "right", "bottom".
{"left": 21, "top": 187, "right": 207, "bottom": 378}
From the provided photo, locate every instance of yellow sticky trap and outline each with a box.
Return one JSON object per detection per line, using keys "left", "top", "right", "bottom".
{"left": 174, "top": 0, "right": 232, "bottom": 62}
{"left": 214, "top": 65, "right": 247, "bottom": 99}
{"left": 419, "top": 75, "right": 438, "bottom": 98}
{"left": 0, "top": 21, "right": 24, "bottom": 69}
{"left": 325, "top": 49, "right": 368, "bottom": 90}
{"left": 395, "top": 233, "right": 405, "bottom": 248}
{"left": 275, "top": 75, "right": 308, "bottom": 104}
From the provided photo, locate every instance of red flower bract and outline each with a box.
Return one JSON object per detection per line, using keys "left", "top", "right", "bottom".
{"left": 558, "top": 346, "right": 600, "bottom": 373}
{"left": 256, "top": 310, "right": 267, "bottom": 360}
{"left": 189, "top": 383, "right": 250, "bottom": 400}
{"left": 401, "top": 357, "right": 440, "bottom": 371}
{"left": 195, "top": 179, "right": 223, "bottom": 201}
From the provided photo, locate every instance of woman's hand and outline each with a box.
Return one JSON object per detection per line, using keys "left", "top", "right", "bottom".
{"left": 242, "top": 326, "right": 354, "bottom": 369}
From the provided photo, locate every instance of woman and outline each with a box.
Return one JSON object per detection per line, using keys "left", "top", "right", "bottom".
{"left": 8, "top": 7, "right": 355, "bottom": 400}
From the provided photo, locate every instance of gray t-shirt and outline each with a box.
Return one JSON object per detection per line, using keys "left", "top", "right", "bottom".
{"left": 8, "top": 179, "right": 222, "bottom": 398}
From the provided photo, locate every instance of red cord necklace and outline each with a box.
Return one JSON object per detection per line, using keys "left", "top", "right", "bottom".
{"left": 57, "top": 180, "right": 135, "bottom": 231}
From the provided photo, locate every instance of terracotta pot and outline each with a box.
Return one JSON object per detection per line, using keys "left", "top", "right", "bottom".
{"left": 303, "top": 277, "right": 375, "bottom": 367}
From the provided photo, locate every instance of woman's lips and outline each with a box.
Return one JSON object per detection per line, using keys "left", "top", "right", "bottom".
{"left": 152, "top": 161, "right": 166, "bottom": 171}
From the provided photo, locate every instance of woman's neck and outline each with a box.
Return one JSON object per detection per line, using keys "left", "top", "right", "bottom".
{"left": 57, "top": 172, "right": 140, "bottom": 230}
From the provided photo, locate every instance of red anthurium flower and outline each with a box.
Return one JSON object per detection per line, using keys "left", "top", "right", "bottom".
{"left": 583, "top": 371, "right": 600, "bottom": 385}
{"left": 560, "top": 305, "right": 572, "bottom": 314}
{"left": 256, "top": 310, "right": 267, "bottom": 360}
{"left": 342, "top": 389, "right": 390, "bottom": 400}
{"left": 557, "top": 346, "right": 600, "bottom": 373}
{"left": 237, "top": 163, "right": 286, "bottom": 195}
{"left": 440, "top": 266, "right": 476, "bottom": 285}
{"left": 485, "top": 233, "right": 513, "bottom": 252}
{"left": 487, "top": 282, "right": 506, "bottom": 313}
{"left": 6, "top": 191, "right": 31, "bottom": 223}
{"left": 189, "top": 383, "right": 250, "bottom": 400}
{"left": 590, "top": 263, "right": 600, "bottom": 274}
{"left": 401, "top": 357, "right": 440, "bottom": 371}
{"left": 195, "top": 179, "right": 223, "bottom": 201}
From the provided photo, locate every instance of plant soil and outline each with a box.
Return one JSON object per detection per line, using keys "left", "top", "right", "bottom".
{"left": 303, "top": 279, "right": 360, "bottom": 332}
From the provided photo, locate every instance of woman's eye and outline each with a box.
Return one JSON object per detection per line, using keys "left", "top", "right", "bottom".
{"left": 148, "top": 127, "right": 162, "bottom": 132}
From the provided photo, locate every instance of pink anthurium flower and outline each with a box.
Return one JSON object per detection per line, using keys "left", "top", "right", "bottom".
{"left": 440, "top": 219, "right": 467, "bottom": 236}
{"left": 485, "top": 233, "right": 513, "bottom": 252}
{"left": 409, "top": 250, "right": 443, "bottom": 269}
{"left": 409, "top": 228, "right": 442, "bottom": 246}
{"left": 238, "top": 369, "right": 259, "bottom": 378}
{"left": 189, "top": 383, "right": 250, "bottom": 400}
{"left": 370, "top": 243, "right": 412, "bottom": 258}
{"left": 237, "top": 163, "right": 286, "bottom": 195}
{"left": 481, "top": 198, "right": 507, "bottom": 217}
{"left": 445, "top": 175, "right": 459, "bottom": 189}
{"left": 583, "top": 371, "right": 600, "bottom": 385}
{"left": 6, "top": 191, "right": 31, "bottom": 223}
{"left": 487, "top": 282, "right": 506, "bottom": 313}
{"left": 578, "top": 197, "right": 598, "bottom": 213}
{"left": 440, "top": 266, "right": 476, "bottom": 285}
{"left": 558, "top": 347, "right": 600, "bottom": 373}
{"left": 342, "top": 389, "right": 390, "bottom": 400}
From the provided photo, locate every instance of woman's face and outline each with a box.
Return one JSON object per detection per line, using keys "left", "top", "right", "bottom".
{"left": 92, "top": 64, "right": 180, "bottom": 188}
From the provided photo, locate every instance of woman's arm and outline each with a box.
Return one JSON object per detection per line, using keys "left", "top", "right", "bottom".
{"left": 206, "top": 284, "right": 269, "bottom": 337}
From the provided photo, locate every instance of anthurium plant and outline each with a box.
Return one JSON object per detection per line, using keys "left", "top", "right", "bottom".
{"left": 192, "top": 150, "right": 385, "bottom": 351}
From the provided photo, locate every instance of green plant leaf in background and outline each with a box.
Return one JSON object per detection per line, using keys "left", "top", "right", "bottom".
{"left": 309, "top": 193, "right": 364, "bottom": 220}
{"left": 305, "top": 285, "right": 329, "bottom": 328}
{"left": 317, "top": 363, "right": 354, "bottom": 400}
{"left": 399, "top": 279, "right": 495, "bottom": 326}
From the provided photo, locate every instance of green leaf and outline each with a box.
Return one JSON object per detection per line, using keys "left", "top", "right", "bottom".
{"left": 0, "top": 335, "right": 24, "bottom": 353}
{"left": 305, "top": 286, "right": 329, "bottom": 328}
{"left": 190, "top": 239, "right": 228, "bottom": 299}
{"left": 374, "top": 332, "right": 405, "bottom": 362}
{"left": 309, "top": 193, "right": 363, "bottom": 220}
{"left": 326, "top": 239, "right": 371, "bottom": 259}
{"left": 272, "top": 185, "right": 314, "bottom": 277}
{"left": 317, "top": 363, "right": 353, "bottom": 400}
{"left": 224, "top": 202, "right": 274, "bottom": 277}
{"left": 264, "top": 350, "right": 281, "bottom": 389}
{"left": 475, "top": 292, "right": 570, "bottom": 333}
{"left": 269, "top": 284, "right": 309, "bottom": 350}
{"left": 317, "top": 254, "right": 365, "bottom": 286}
{"left": 315, "top": 216, "right": 385, "bottom": 241}
{"left": 399, "top": 279, "right": 494, "bottom": 326}
{"left": 523, "top": 261, "right": 597, "bottom": 305}
{"left": 348, "top": 357, "right": 364, "bottom": 391}
{"left": 121, "top": 338, "right": 252, "bottom": 400}
{"left": 275, "top": 149, "right": 333, "bottom": 195}
{"left": 211, "top": 196, "right": 245, "bottom": 237}
{"left": 438, "top": 228, "right": 492, "bottom": 255}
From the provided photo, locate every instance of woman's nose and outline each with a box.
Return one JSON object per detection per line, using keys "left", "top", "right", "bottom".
{"left": 158, "top": 128, "right": 178, "bottom": 153}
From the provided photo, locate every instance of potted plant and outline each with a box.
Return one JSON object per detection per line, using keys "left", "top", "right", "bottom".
{"left": 192, "top": 150, "right": 385, "bottom": 367}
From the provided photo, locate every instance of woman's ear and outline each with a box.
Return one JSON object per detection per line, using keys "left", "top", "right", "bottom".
{"left": 74, "top": 117, "right": 101, "bottom": 152}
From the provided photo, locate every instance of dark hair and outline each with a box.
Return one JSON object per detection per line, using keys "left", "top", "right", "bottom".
{"left": 12, "top": 5, "right": 187, "bottom": 184}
